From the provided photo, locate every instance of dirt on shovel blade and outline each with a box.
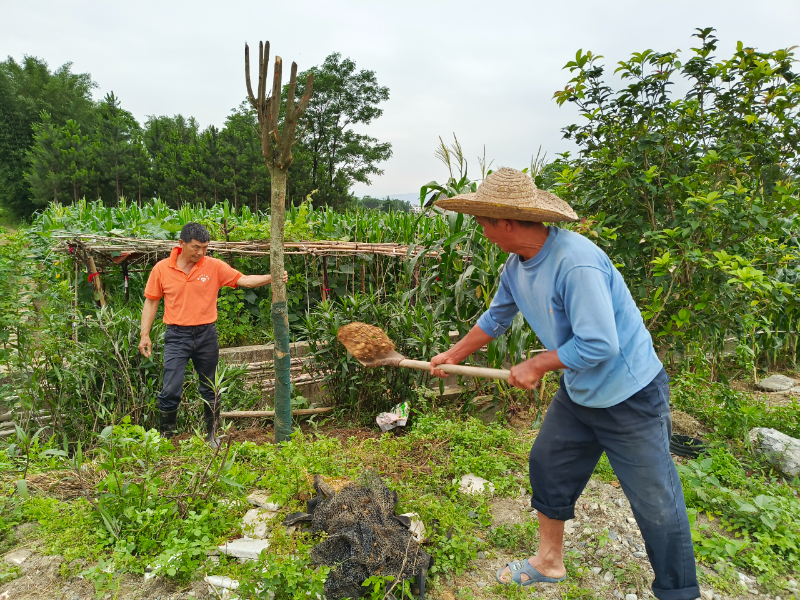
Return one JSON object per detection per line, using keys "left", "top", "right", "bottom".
{"left": 337, "top": 322, "right": 395, "bottom": 360}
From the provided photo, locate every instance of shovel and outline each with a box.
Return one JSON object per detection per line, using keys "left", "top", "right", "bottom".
{"left": 337, "top": 322, "right": 510, "bottom": 381}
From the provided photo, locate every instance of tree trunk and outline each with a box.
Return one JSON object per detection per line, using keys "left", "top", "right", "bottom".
{"left": 270, "top": 166, "right": 292, "bottom": 443}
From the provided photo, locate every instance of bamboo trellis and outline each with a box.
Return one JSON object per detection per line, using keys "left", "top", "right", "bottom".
{"left": 53, "top": 235, "right": 438, "bottom": 306}
{"left": 54, "top": 235, "right": 436, "bottom": 268}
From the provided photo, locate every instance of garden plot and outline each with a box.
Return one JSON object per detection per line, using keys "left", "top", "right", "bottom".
{"left": 2, "top": 374, "right": 799, "bottom": 600}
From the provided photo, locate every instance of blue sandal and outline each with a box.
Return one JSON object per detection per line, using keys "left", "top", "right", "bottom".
{"left": 495, "top": 560, "right": 567, "bottom": 586}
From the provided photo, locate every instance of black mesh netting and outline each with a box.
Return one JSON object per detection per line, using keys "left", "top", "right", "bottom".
{"left": 308, "top": 473, "right": 431, "bottom": 600}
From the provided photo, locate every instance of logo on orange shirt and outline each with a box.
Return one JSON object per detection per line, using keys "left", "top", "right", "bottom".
{"left": 197, "top": 274, "right": 210, "bottom": 283}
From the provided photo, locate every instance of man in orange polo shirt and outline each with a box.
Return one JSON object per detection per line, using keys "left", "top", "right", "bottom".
{"left": 138, "top": 222, "right": 288, "bottom": 447}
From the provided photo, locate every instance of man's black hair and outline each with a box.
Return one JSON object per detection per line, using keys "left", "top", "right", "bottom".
{"left": 180, "top": 222, "right": 210, "bottom": 244}
{"left": 482, "top": 217, "right": 539, "bottom": 228}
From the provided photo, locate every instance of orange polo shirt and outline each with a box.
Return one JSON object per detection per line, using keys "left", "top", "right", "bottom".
{"left": 144, "top": 247, "right": 242, "bottom": 326}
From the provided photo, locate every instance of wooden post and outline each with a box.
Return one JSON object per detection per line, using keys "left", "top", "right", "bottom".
{"left": 246, "top": 40, "right": 313, "bottom": 444}
{"left": 86, "top": 257, "right": 106, "bottom": 307}
{"left": 122, "top": 263, "right": 130, "bottom": 303}
{"left": 321, "top": 256, "right": 329, "bottom": 301}
{"left": 73, "top": 257, "right": 79, "bottom": 341}
{"left": 361, "top": 261, "right": 366, "bottom": 294}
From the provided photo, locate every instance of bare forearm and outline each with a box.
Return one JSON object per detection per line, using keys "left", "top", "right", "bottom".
{"left": 139, "top": 298, "right": 159, "bottom": 357}
{"left": 238, "top": 271, "right": 288, "bottom": 288}
{"left": 448, "top": 325, "right": 495, "bottom": 362}
{"left": 237, "top": 274, "right": 271, "bottom": 288}
{"left": 508, "top": 349, "right": 567, "bottom": 390}
{"left": 140, "top": 298, "right": 159, "bottom": 336}
{"left": 429, "top": 324, "right": 494, "bottom": 377}
{"left": 536, "top": 349, "right": 568, "bottom": 374}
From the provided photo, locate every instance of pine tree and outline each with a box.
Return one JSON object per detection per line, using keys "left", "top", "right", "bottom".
{"left": 24, "top": 112, "right": 66, "bottom": 205}
{"left": 95, "top": 92, "right": 139, "bottom": 205}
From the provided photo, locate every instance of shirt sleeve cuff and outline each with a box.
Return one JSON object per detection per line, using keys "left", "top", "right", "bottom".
{"left": 230, "top": 272, "right": 243, "bottom": 288}
{"left": 144, "top": 292, "right": 162, "bottom": 300}
{"left": 477, "top": 311, "right": 509, "bottom": 338}
{"left": 556, "top": 339, "right": 585, "bottom": 371}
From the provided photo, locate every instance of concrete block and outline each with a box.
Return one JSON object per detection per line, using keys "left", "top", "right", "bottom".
{"left": 3, "top": 549, "right": 32, "bottom": 566}
{"left": 459, "top": 473, "right": 495, "bottom": 495}
{"left": 218, "top": 538, "right": 270, "bottom": 560}
{"left": 246, "top": 491, "right": 280, "bottom": 511}
{"left": 241, "top": 508, "right": 279, "bottom": 539}
{"left": 755, "top": 374, "right": 798, "bottom": 392}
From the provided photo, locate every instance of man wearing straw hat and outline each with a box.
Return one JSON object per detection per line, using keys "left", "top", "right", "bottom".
{"left": 429, "top": 168, "right": 699, "bottom": 599}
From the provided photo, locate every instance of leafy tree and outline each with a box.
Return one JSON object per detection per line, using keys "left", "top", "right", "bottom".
{"left": 94, "top": 92, "right": 140, "bottom": 205}
{"left": 0, "top": 56, "right": 96, "bottom": 217}
{"left": 24, "top": 112, "right": 67, "bottom": 205}
{"left": 552, "top": 28, "right": 800, "bottom": 369}
{"left": 142, "top": 115, "right": 199, "bottom": 207}
{"left": 25, "top": 114, "right": 95, "bottom": 205}
{"left": 220, "top": 102, "right": 271, "bottom": 213}
{"left": 291, "top": 53, "right": 392, "bottom": 207}
{"left": 60, "top": 119, "right": 94, "bottom": 203}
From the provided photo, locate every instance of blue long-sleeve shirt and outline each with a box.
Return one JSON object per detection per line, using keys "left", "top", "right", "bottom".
{"left": 476, "top": 226, "right": 663, "bottom": 408}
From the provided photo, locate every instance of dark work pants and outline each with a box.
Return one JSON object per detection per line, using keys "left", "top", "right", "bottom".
{"left": 529, "top": 369, "right": 699, "bottom": 600}
{"left": 158, "top": 324, "right": 219, "bottom": 413}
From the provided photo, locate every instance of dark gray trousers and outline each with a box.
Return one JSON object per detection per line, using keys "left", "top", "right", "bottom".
{"left": 157, "top": 324, "right": 219, "bottom": 414}
{"left": 529, "top": 370, "right": 699, "bottom": 600}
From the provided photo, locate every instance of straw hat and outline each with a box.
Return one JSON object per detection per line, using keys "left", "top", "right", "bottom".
{"left": 434, "top": 167, "right": 578, "bottom": 222}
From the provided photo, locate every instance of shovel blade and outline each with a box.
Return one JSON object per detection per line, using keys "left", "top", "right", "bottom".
{"left": 353, "top": 349, "right": 406, "bottom": 368}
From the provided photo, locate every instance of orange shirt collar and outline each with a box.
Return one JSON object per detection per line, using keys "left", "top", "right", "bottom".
{"left": 168, "top": 246, "right": 206, "bottom": 273}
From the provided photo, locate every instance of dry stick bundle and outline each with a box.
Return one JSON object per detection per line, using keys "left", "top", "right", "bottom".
{"left": 337, "top": 322, "right": 395, "bottom": 360}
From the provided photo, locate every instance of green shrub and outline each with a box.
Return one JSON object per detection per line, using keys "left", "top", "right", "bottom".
{"left": 677, "top": 446, "right": 800, "bottom": 576}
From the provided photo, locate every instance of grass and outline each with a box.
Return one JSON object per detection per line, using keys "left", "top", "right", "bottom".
{"left": 19, "top": 497, "right": 107, "bottom": 564}
{"left": 0, "top": 376, "right": 798, "bottom": 598}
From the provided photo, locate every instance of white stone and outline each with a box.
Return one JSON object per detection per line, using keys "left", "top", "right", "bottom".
{"left": 241, "top": 508, "right": 279, "bottom": 539}
{"left": 400, "top": 512, "right": 426, "bottom": 543}
{"left": 626, "top": 594, "right": 638, "bottom": 600}
{"left": 755, "top": 374, "right": 797, "bottom": 392}
{"left": 3, "top": 549, "right": 32, "bottom": 566}
{"left": 713, "top": 595, "right": 723, "bottom": 600}
{"left": 738, "top": 572, "right": 755, "bottom": 585}
{"left": 459, "top": 474, "right": 495, "bottom": 495}
{"left": 787, "top": 579, "right": 797, "bottom": 589}
{"left": 700, "top": 588, "right": 714, "bottom": 600}
{"left": 205, "top": 575, "right": 240, "bottom": 590}
{"left": 789, "top": 387, "right": 800, "bottom": 395}
{"left": 750, "top": 428, "right": 800, "bottom": 477}
{"left": 604, "top": 571, "right": 615, "bottom": 582}
{"left": 218, "top": 538, "right": 270, "bottom": 560}
{"left": 144, "top": 572, "right": 158, "bottom": 582}
{"left": 246, "top": 491, "right": 280, "bottom": 512}
{"left": 627, "top": 517, "right": 636, "bottom": 524}
{"left": 591, "top": 567, "right": 602, "bottom": 575}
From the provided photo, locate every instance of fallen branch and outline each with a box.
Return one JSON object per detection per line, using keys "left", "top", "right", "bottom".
{"left": 220, "top": 407, "right": 333, "bottom": 418}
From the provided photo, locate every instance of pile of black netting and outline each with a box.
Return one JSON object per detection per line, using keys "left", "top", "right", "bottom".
{"left": 305, "top": 473, "right": 431, "bottom": 599}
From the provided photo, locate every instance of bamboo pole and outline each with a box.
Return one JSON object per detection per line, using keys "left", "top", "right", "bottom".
{"left": 73, "top": 257, "right": 79, "bottom": 341}
{"left": 220, "top": 407, "right": 332, "bottom": 418}
{"left": 86, "top": 257, "right": 106, "bottom": 307}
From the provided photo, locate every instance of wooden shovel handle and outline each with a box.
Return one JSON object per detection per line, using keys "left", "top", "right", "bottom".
{"left": 398, "top": 359, "right": 510, "bottom": 381}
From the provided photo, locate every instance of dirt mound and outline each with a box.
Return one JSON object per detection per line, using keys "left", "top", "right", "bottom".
{"left": 671, "top": 410, "right": 706, "bottom": 437}
{"left": 337, "top": 322, "right": 395, "bottom": 360}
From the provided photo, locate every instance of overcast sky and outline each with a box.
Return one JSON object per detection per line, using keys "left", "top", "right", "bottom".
{"left": 3, "top": 0, "right": 799, "bottom": 198}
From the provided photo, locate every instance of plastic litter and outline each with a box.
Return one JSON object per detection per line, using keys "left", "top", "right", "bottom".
{"left": 376, "top": 401, "right": 410, "bottom": 432}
